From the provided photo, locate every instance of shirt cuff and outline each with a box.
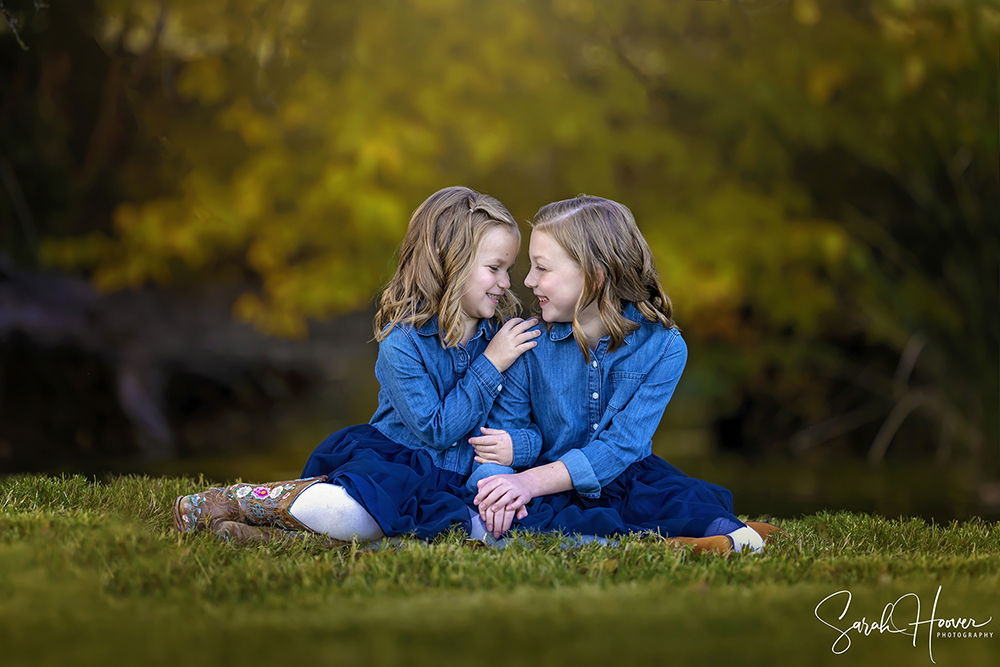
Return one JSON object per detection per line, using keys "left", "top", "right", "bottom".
{"left": 466, "top": 462, "right": 514, "bottom": 495}
{"left": 469, "top": 354, "right": 505, "bottom": 399}
{"left": 508, "top": 428, "right": 534, "bottom": 469}
{"left": 559, "top": 449, "right": 601, "bottom": 498}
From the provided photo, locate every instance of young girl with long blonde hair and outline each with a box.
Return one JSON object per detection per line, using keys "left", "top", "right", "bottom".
{"left": 173, "top": 186, "right": 539, "bottom": 543}
{"left": 472, "top": 196, "right": 779, "bottom": 552}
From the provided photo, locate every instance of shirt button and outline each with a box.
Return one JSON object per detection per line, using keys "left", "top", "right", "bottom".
{"left": 592, "top": 392, "right": 598, "bottom": 399}
{"left": 592, "top": 423, "right": 598, "bottom": 430}
{"left": 497, "top": 384, "right": 503, "bottom": 392}
{"left": 592, "top": 360, "right": 598, "bottom": 368}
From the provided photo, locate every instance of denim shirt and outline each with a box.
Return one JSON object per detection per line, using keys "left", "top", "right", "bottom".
{"left": 369, "top": 316, "right": 534, "bottom": 479}
{"left": 489, "top": 304, "right": 687, "bottom": 498}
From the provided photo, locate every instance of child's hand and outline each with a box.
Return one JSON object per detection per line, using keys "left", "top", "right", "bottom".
{"left": 482, "top": 503, "right": 528, "bottom": 539}
{"left": 470, "top": 427, "right": 514, "bottom": 466}
{"left": 483, "top": 318, "right": 540, "bottom": 373}
{"left": 475, "top": 473, "right": 534, "bottom": 524}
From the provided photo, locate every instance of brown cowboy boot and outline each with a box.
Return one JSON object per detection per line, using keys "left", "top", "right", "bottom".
{"left": 172, "top": 475, "right": 328, "bottom": 535}
{"left": 664, "top": 535, "right": 733, "bottom": 555}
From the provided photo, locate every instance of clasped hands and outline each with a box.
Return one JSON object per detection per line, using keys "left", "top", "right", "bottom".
{"left": 470, "top": 426, "right": 533, "bottom": 538}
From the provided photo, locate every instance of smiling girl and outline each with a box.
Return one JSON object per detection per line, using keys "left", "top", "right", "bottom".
{"left": 472, "top": 195, "right": 779, "bottom": 552}
{"left": 173, "top": 186, "right": 539, "bottom": 543}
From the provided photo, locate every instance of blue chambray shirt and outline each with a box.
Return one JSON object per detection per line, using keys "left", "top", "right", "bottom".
{"left": 489, "top": 304, "right": 687, "bottom": 498}
{"left": 369, "top": 316, "right": 536, "bottom": 481}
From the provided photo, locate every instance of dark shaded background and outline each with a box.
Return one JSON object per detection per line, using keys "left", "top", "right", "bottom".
{"left": 1, "top": 0, "right": 997, "bottom": 521}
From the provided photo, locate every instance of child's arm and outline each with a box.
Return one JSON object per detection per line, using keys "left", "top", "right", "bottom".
{"left": 375, "top": 330, "right": 504, "bottom": 450}
{"left": 472, "top": 354, "right": 543, "bottom": 468}
{"left": 463, "top": 353, "right": 543, "bottom": 495}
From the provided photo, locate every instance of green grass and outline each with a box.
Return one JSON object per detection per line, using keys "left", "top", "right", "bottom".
{"left": 2, "top": 474, "right": 998, "bottom": 666}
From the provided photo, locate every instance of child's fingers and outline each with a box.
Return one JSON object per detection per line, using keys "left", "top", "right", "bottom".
{"left": 498, "top": 317, "right": 525, "bottom": 335}
{"left": 512, "top": 330, "right": 540, "bottom": 344}
{"left": 516, "top": 506, "right": 528, "bottom": 520}
{"left": 496, "top": 507, "right": 515, "bottom": 538}
{"left": 468, "top": 435, "right": 498, "bottom": 446}
{"left": 510, "top": 317, "right": 537, "bottom": 333}
{"left": 489, "top": 489, "right": 518, "bottom": 511}
{"left": 480, "top": 427, "right": 505, "bottom": 435}
{"left": 474, "top": 477, "right": 500, "bottom": 502}
{"left": 478, "top": 486, "right": 509, "bottom": 510}
{"left": 474, "top": 478, "right": 507, "bottom": 505}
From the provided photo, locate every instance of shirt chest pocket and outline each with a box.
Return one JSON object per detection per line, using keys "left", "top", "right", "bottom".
{"left": 607, "top": 371, "right": 646, "bottom": 413}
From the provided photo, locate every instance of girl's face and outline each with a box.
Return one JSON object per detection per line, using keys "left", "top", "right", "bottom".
{"left": 460, "top": 226, "right": 519, "bottom": 323}
{"left": 524, "top": 230, "right": 586, "bottom": 323}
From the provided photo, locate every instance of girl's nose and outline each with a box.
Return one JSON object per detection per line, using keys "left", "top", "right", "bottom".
{"left": 524, "top": 270, "right": 537, "bottom": 288}
{"left": 499, "top": 271, "right": 510, "bottom": 290}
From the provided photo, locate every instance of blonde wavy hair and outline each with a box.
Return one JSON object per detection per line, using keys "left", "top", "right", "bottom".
{"left": 532, "top": 195, "right": 675, "bottom": 361}
{"left": 374, "top": 186, "right": 521, "bottom": 347}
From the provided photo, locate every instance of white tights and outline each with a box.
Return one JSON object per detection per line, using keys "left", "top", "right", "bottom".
{"left": 288, "top": 483, "right": 385, "bottom": 541}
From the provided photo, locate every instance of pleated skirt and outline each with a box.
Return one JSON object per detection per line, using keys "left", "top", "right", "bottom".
{"left": 511, "top": 454, "right": 742, "bottom": 538}
{"left": 301, "top": 424, "right": 474, "bottom": 540}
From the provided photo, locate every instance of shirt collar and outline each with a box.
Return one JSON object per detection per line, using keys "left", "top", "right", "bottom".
{"left": 546, "top": 304, "right": 646, "bottom": 344}
{"left": 414, "top": 316, "right": 497, "bottom": 341}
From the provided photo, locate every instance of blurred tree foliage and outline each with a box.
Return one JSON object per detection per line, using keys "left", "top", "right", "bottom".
{"left": 1, "top": 0, "right": 997, "bottom": 462}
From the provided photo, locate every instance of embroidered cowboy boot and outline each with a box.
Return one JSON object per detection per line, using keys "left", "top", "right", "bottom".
{"left": 172, "top": 475, "right": 327, "bottom": 534}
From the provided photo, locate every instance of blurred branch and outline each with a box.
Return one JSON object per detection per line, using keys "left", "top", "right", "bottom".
{"left": 0, "top": 152, "right": 39, "bottom": 260}
{"left": 791, "top": 403, "right": 886, "bottom": 454}
{"left": 0, "top": 0, "right": 47, "bottom": 51}
{"left": 608, "top": 33, "right": 653, "bottom": 89}
{"left": 893, "top": 333, "right": 924, "bottom": 399}
{"left": 867, "top": 387, "right": 939, "bottom": 465}
{"left": 0, "top": 0, "right": 29, "bottom": 50}
{"left": 77, "top": 14, "right": 133, "bottom": 191}
{"left": 795, "top": 331, "right": 982, "bottom": 464}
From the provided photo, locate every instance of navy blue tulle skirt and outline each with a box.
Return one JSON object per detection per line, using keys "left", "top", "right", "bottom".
{"left": 301, "top": 424, "right": 474, "bottom": 540}
{"left": 511, "top": 454, "right": 741, "bottom": 539}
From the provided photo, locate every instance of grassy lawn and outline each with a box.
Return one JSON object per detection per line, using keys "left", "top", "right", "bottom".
{"left": 1, "top": 474, "right": 998, "bottom": 666}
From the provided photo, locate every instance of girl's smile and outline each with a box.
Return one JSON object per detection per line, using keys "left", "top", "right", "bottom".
{"left": 459, "top": 226, "right": 519, "bottom": 334}
{"left": 525, "top": 230, "right": 606, "bottom": 342}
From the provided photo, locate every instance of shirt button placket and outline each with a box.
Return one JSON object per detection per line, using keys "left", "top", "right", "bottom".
{"left": 589, "top": 357, "right": 600, "bottom": 434}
